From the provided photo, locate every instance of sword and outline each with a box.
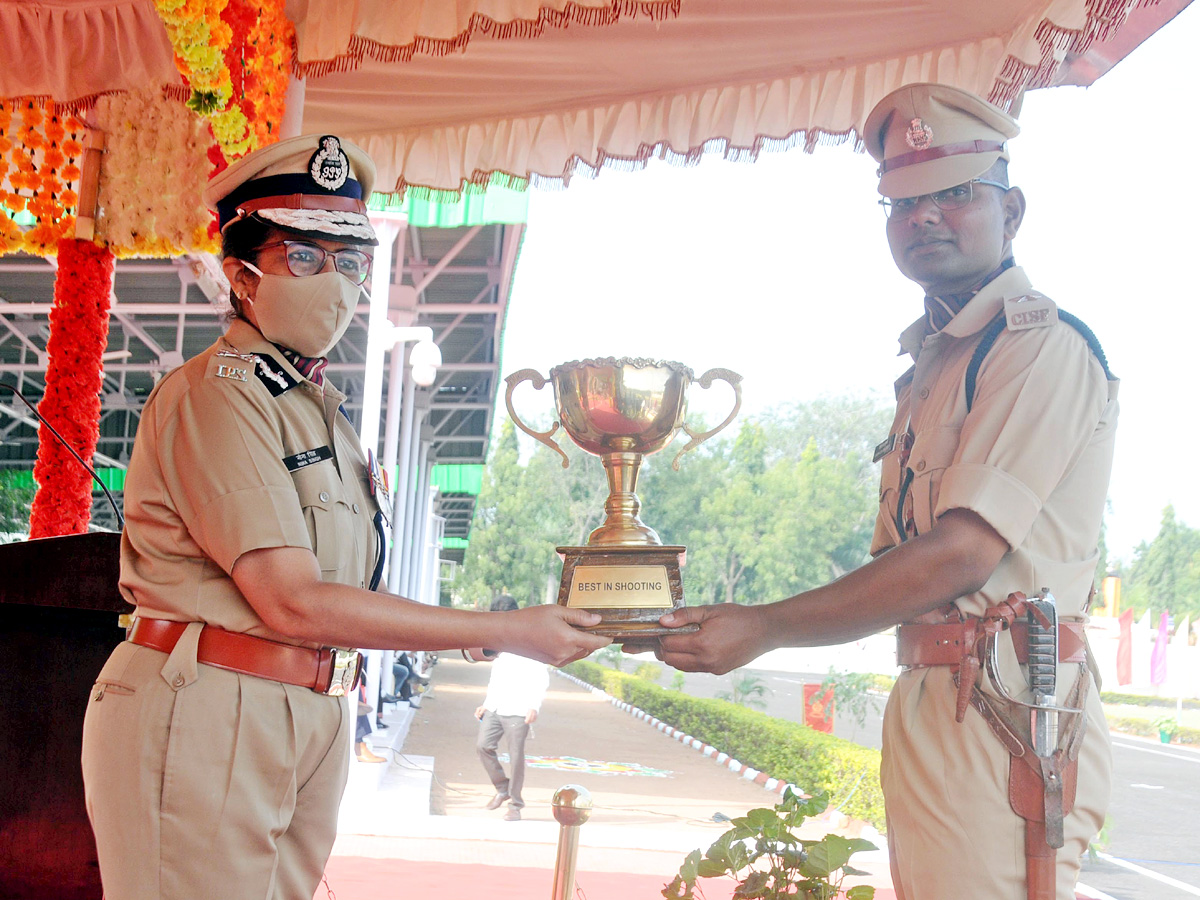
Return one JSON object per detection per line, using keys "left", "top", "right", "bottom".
{"left": 1026, "top": 592, "right": 1058, "bottom": 758}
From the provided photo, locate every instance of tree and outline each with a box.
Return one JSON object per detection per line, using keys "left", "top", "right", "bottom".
{"left": 1123, "top": 505, "right": 1200, "bottom": 619}
{"left": 0, "top": 475, "right": 34, "bottom": 541}
{"left": 454, "top": 419, "right": 608, "bottom": 608}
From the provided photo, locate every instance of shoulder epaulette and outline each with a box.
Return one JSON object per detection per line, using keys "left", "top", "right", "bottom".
{"left": 965, "top": 310, "right": 1115, "bottom": 413}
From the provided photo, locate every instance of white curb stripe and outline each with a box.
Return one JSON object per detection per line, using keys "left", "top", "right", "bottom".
{"left": 1094, "top": 852, "right": 1200, "bottom": 897}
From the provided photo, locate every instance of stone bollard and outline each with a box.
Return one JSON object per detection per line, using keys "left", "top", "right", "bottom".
{"left": 550, "top": 784, "right": 593, "bottom": 900}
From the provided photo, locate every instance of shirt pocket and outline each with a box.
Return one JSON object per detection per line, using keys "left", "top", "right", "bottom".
{"left": 291, "top": 461, "right": 354, "bottom": 579}
{"left": 907, "top": 426, "right": 960, "bottom": 535}
{"left": 877, "top": 444, "right": 904, "bottom": 546}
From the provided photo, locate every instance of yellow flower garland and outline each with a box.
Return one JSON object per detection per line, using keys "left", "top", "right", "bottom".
{"left": 154, "top": 0, "right": 253, "bottom": 158}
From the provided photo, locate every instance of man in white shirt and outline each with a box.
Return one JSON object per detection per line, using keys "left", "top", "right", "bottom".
{"left": 474, "top": 595, "right": 551, "bottom": 822}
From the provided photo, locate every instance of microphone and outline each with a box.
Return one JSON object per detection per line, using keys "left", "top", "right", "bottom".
{"left": 0, "top": 382, "right": 125, "bottom": 530}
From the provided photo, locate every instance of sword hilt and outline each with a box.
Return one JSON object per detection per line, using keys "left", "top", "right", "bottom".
{"left": 1027, "top": 593, "right": 1058, "bottom": 757}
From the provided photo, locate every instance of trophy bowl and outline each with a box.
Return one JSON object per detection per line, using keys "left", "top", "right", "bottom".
{"left": 549, "top": 358, "right": 692, "bottom": 457}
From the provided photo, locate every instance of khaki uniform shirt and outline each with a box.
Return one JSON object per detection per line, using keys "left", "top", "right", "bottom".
{"left": 119, "top": 318, "right": 382, "bottom": 647}
{"left": 871, "top": 266, "right": 1119, "bottom": 622}
{"left": 875, "top": 267, "right": 1118, "bottom": 900}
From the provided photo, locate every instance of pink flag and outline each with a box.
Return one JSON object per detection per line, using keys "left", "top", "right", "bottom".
{"left": 1116, "top": 609, "right": 1134, "bottom": 686}
{"left": 1150, "top": 611, "right": 1170, "bottom": 686}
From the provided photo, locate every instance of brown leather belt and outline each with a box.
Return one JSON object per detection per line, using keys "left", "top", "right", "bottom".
{"left": 128, "top": 617, "right": 363, "bottom": 696}
{"left": 896, "top": 620, "right": 1086, "bottom": 667}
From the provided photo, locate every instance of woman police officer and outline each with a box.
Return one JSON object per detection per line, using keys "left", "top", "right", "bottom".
{"left": 81, "top": 135, "right": 609, "bottom": 900}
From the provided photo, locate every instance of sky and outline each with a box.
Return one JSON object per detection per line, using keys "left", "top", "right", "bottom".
{"left": 499, "top": 3, "right": 1200, "bottom": 563}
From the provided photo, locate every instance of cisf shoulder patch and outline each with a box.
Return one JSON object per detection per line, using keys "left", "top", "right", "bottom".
{"left": 1004, "top": 293, "right": 1059, "bottom": 331}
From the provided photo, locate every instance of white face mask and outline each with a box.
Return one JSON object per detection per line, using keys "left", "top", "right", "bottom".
{"left": 241, "top": 261, "right": 360, "bottom": 357}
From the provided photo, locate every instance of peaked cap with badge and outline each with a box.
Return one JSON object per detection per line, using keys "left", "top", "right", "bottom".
{"left": 204, "top": 134, "right": 379, "bottom": 245}
{"left": 864, "top": 83, "right": 1020, "bottom": 200}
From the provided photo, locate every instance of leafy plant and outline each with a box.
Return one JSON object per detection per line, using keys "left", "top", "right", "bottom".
{"left": 663, "top": 789, "right": 876, "bottom": 899}
{"left": 717, "top": 669, "right": 772, "bottom": 710}
{"left": 1087, "top": 816, "right": 1112, "bottom": 862}
{"left": 671, "top": 671, "right": 687, "bottom": 692}
{"left": 1153, "top": 714, "right": 1180, "bottom": 739}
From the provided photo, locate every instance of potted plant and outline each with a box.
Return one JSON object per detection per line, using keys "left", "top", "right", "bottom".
{"left": 1152, "top": 713, "right": 1180, "bottom": 744}
{"left": 662, "top": 789, "right": 876, "bottom": 899}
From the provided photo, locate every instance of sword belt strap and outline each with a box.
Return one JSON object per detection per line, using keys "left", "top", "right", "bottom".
{"left": 128, "top": 617, "right": 363, "bottom": 696}
{"left": 897, "top": 620, "right": 1086, "bottom": 667}
{"left": 954, "top": 664, "right": 1091, "bottom": 900}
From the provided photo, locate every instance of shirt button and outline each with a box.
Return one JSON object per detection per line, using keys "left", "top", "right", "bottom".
{"left": 319, "top": 491, "right": 330, "bottom": 503}
{"left": 353, "top": 503, "right": 360, "bottom": 514}
{"left": 919, "top": 387, "right": 930, "bottom": 399}
{"left": 915, "top": 460, "right": 926, "bottom": 472}
{"left": 172, "top": 673, "right": 185, "bottom": 688}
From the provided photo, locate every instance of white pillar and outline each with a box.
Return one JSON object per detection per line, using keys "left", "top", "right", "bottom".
{"left": 359, "top": 218, "right": 404, "bottom": 455}
{"left": 388, "top": 355, "right": 418, "bottom": 594}
{"left": 404, "top": 435, "right": 431, "bottom": 601}
{"left": 280, "top": 77, "right": 306, "bottom": 139}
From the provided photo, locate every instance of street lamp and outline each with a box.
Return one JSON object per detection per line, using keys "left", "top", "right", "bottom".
{"left": 408, "top": 334, "right": 442, "bottom": 387}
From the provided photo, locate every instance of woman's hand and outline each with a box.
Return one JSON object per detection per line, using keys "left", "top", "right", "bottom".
{"left": 231, "top": 545, "right": 609, "bottom": 664}
{"left": 491, "top": 604, "right": 611, "bottom": 667}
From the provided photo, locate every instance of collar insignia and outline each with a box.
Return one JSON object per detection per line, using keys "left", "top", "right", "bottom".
{"left": 905, "top": 118, "right": 934, "bottom": 150}
{"left": 309, "top": 135, "right": 350, "bottom": 192}
{"left": 251, "top": 354, "right": 299, "bottom": 397}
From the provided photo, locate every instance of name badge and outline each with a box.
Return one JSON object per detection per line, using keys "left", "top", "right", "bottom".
{"left": 283, "top": 446, "right": 333, "bottom": 472}
{"left": 873, "top": 435, "right": 896, "bottom": 463}
{"left": 1004, "top": 294, "right": 1058, "bottom": 331}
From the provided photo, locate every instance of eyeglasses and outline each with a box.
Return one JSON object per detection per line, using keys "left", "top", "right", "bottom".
{"left": 879, "top": 178, "right": 1010, "bottom": 219}
{"left": 257, "top": 240, "right": 373, "bottom": 285}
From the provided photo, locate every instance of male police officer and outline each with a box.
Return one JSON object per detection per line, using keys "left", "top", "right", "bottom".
{"left": 658, "top": 84, "right": 1116, "bottom": 900}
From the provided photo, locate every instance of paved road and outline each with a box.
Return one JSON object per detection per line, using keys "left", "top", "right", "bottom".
{"left": 642, "top": 660, "right": 1200, "bottom": 899}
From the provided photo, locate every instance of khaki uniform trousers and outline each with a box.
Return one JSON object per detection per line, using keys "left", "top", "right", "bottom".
{"left": 881, "top": 665, "right": 1111, "bottom": 900}
{"left": 82, "top": 625, "right": 350, "bottom": 900}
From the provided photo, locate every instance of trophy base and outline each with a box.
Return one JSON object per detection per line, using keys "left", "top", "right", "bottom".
{"left": 556, "top": 544, "right": 698, "bottom": 646}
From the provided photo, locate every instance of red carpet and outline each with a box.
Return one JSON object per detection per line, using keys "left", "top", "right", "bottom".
{"left": 320, "top": 856, "right": 897, "bottom": 899}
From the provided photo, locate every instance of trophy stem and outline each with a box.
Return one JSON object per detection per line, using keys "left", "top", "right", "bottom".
{"left": 588, "top": 452, "right": 661, "bottom": 546}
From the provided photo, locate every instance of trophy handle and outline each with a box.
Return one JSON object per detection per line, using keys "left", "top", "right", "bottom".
{"left": 672, "top": 367, "right": 743, "bottom": 470}
{"left": 504, "top": 368, "right": 570, "bottom": 468}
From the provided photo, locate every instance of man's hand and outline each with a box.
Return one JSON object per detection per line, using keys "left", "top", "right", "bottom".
{"left": 525, "top": 709, "right": 539, "bottom": 724}
{"left": 474, "top": 705, "right": 487, "bottom": 720}
{"left": 656, "top": 603, "right": 770, "bottom": 674}
{"left": 496, "top": 605, "right": 612, "bottom": 666}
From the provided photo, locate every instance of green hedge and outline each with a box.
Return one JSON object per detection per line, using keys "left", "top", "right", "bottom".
{"left": 1105, "top": 716, "right": 1199, "bottom": 745}
{"left": 1100, "top": 691, "right": 1200, "bottom": 711}
{"left": 565, "top": 661, "right": 886, "bottom": 831}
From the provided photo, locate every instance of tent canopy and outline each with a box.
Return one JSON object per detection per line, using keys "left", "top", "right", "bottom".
{"left": 1, "top": 0, "right": 1190, "bottom": 195}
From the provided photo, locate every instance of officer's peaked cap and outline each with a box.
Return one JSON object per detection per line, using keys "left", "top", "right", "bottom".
{"left": 205, "top": 134, "right": 378, "bottom": 245}
{"left": 864, "top": 83, "right": 1019, "bottom": 199}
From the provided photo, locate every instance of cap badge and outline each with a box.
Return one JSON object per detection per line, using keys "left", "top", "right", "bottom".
{"left": 309, "top": 135, "right": 350, "bottom": 192}
{"left": 905, "top": 118, "right": 934, "bottom": 151}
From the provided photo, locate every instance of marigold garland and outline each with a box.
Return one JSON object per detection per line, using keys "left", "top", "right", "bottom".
{"left": 153, "top": 0, "right": 293, "bottom": 161}
{"left": 29, "top": 238, "right": 115, "bottom": 538}
{"left": 0, "top": 100, "right": 86, "bottom": 256}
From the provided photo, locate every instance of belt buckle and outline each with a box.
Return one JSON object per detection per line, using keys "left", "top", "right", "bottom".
{"left": 324, "top": 649, "right": 363, "bottom": 697}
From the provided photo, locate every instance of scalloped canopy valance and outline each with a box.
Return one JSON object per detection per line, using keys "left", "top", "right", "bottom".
{"left": 0, "top": 0, "right": 1189, "bottom": 196}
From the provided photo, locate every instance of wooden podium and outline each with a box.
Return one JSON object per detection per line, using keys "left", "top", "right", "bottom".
{"left": 0, "top": 532, "right": 128, "bottom": 900}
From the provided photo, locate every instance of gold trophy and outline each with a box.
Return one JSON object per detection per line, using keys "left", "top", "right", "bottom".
{"left": 505, "top": 358, "right": 742, "bottom": 645}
